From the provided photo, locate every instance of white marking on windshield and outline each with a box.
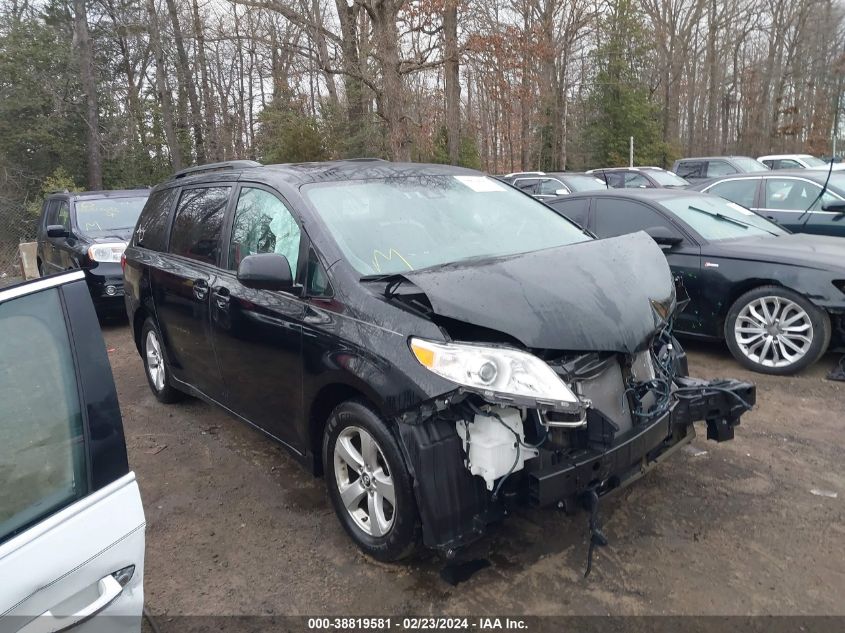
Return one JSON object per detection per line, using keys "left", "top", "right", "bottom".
{"left": 454, "top": 175, "right": 506, "bottom": 192}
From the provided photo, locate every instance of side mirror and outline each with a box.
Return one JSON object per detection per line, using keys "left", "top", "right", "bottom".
{"left": 237, "top": 253, "right": 298, "bottom": 293}
{"left": 821, "top": 200, "right": 845, "bottom": 214}
{"left": 46, "top": 225, "right": 69, "bottom": 239}
{"left": 644, "top": 226, "right": 683, "bottom": 249}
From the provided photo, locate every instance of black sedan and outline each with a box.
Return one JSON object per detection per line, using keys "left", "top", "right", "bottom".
{"left": 689, "top": 169, "right": 845, "bottom": 237}
{"left": 546, "top": 189, "right": 845, "bottom": 375}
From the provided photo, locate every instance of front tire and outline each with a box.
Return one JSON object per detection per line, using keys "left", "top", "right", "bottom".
{"left": 141, "top": 317, "right": 184, "bottom": 403}
{"left": 323, "top": 400, "right": 421, "bottom": 562}
{"left": 725, "top": 286, "right": 830, "bottom": 375}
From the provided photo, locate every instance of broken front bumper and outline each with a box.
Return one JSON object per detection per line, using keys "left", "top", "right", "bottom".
{"left": 397, "top": 377, "right": 755, "bottom": 553}
{"left": 528, "top": 376, "right": 755, "bottom": 509}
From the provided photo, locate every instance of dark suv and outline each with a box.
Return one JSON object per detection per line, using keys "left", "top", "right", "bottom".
{"left": 36, "top": 189, "right": 149, "bottom": 313}
{"left": 124, "top": 160, "right": 754, "bottom": 562}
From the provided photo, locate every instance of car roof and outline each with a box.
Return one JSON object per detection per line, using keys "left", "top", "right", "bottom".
{"left": 757, "top": 154, "right": 814, "bottom": 160}
{"left": 547, "top": 188, "right": 701, "bottom": 204}
{"left": 46, "top": 188, "right": 150, "bottom": 201}
{"left": 587, "top": 166, "right": 664, "bottom": 172}
{"left": 691, "top": 169, "right": 844, "bottom": 188}
{"left": 674, "top": 156, "right": 756, "bottom": 162}
{"left": 155, "top": 159, "right": 484, "bottom": 191}
{"left": 500, "top": 171, "right": 548, "bottom": 178}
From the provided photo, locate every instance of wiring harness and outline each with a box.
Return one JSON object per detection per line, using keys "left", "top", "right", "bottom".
{"left": 625, "top": 321, "right": 680, "bottom": 420}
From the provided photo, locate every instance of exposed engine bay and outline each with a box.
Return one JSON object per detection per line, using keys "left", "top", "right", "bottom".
{"left": 395, "top": 321, "right": 755, "bottom": 559}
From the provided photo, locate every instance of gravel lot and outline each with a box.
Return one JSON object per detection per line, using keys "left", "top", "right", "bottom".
{"left": 102, "top": 323, "right": 844, "bottom": 616}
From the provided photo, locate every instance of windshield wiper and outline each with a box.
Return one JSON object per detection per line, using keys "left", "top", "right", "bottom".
{"left": 359, "top": 272, "right": 406, "bottom": 282}
{"left": 686, "top": 205, "right": 778, "bottom": 236}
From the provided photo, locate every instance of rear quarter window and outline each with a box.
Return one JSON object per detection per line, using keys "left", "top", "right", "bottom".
{"left": 675, "top": 162, "right": 704, "bottom": 179}
{"left": 133, "top": 188, "right": 178, "bottom": 252}
{"left": 169, "top": 186, "right": 231, "bottom": 265}
{"left": 548, "top": 198, "right": 590, "bottom": 226}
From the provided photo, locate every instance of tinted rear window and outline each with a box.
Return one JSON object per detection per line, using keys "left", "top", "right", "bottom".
{"left": 547, "top": 198, "right": 590, "bottom": 226}
{"left": 169, "top": 187, "right": 231, "bottom": 265}
{"left": 675, "top": 162, "right": 704, "bottom": 178}
{"left": 133, "top": 188, "right": 178, "bottom": 251}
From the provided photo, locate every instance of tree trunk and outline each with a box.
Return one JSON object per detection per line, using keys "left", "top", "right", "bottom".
{"left": 444, "top": 0, "right": 460, "bottom": 164}
{"left": 73, "top": 0, "right": 102, "bottom": 189}
{"left": 146, "top": 0, "right": 182, "bottom": 170}
{"left": 372, "top": 1, "right": 408, "bottom": 160}
{"left": 192, "top": 0, "right": 217, "bottom": 160}
{"left": 704, "top": 0, "right": 719, "bottom": 153}
{"left": 519, "top": 6, "right": 530, "bottom": 169}
{"left": 165, "top": 0, "right": 205, "bottom": 163}
{"left": 308, "top": 0, "right": 339, "bottom": 108}
{"left": 335, "top": 0, "right": 367, "bottom": 150}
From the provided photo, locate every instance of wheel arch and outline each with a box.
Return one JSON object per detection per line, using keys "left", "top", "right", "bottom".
{"left": 718, "top": 278, "right": 784, "bottom": 335}
{"left": 307, "top": 382, "right": 383, "bottom": 477}
{"left": 132, "top": 304, "right": 149, "bottom": 355}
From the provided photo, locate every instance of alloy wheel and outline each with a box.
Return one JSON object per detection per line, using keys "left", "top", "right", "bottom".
{"left": 333, "top": 426, "right": 396, "bottom": 537}
{"left": 145, "top": 329, "right": 166, "bottom": 391}
{"left": 734, "top": 295, "right": 813, "bottom": 369}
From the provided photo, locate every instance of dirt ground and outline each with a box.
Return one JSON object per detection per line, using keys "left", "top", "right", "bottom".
{"left": 101, "top": 323, "right": 844, "bottom": 616}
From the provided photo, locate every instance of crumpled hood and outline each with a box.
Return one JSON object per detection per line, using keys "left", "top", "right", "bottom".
{"left": 401, "top": 231, "right": 675, "bottom": 353}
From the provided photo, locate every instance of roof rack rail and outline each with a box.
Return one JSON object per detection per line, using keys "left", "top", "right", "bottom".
{"left": 172, "top": 160, "right": 262, "bottom": 180}
{"left": 338, "top": 157, "right": 388, "bottom": 162}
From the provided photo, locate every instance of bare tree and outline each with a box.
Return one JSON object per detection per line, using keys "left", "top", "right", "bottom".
{"left": 73, "top": 0, "right": 103, "bottom": 188}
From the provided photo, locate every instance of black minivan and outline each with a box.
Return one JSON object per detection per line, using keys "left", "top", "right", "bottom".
{"left": 124, "top": 160, "right": 754, "bottom": 562}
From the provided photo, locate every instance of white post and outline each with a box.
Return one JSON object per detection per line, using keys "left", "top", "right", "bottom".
{"left": 629, "top": 136, "right": 634, "bottom": 167}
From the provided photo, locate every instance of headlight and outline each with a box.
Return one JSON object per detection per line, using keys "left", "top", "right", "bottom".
{"left": 88, "top": 242, "right": 127, "bottom": 263}
{"left": 409, "top": 338, "right": 579, "bottom": 406}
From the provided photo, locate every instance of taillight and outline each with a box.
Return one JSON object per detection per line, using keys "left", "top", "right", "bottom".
{"left": 121, "top": 252, "right": 126, "bottom": 272}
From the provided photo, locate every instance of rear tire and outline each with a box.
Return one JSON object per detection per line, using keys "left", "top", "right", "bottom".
{"left": 725, "top": 286, "right": 830, "bottom": 375}
{"left": 141, "top": 317, "right": 184, "bottom": 403}
{"left": 323, "top": 400, "right": 421, "bottom": 562}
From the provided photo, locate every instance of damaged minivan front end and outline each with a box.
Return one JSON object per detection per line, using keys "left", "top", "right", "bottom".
{"left": 368, "top": 232, "right": 755, "bottom": 556}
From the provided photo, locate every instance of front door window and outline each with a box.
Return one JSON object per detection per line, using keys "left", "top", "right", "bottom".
{"left": 229, "top": 187, "right": 301, "bottom": 275}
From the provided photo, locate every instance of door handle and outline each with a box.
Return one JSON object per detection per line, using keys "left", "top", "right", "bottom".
{"left": 193, "top": 279, "right": 209, "bottom": 301}
{"left": 212, "top": 287, "right": 230, "bottom": 310}
{"left": 19, "top": 574, "right": 123, "bottom": 633}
